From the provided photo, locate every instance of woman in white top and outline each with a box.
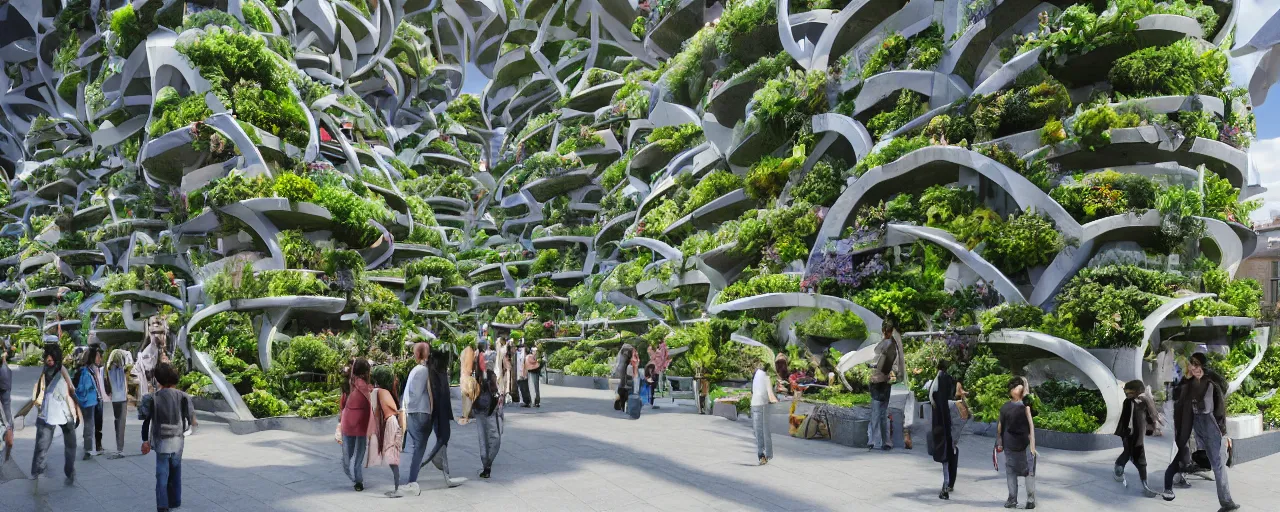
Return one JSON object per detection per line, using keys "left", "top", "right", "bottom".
{"left": 751, "top": 363, "right": 778, "bottom": 465}
{"left": 28, "top": 344, "right": 82, "bottom": 485}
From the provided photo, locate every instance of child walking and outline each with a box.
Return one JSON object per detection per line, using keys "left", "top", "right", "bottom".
{"left": 997, "top": 377, "right": 1037, "bottom": 509}
{"left": 1114, "top": 380, "right": 1158, "bottom": 497}
{"left": 139, "top": 363, "right": 196, "bottom": 512}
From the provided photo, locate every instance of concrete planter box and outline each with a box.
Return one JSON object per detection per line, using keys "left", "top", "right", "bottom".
{"left": 817, "top": 403, "right": 905, "bottom": 448}
{"left": 1227, "top": 414, "right": 1264, "bottom": 439}
{"left": 226, "top": 415, "right": 338, "bottom": 436}
{"left": 192, "top": 396, "right": 233, "bottom": 414}
{"left": 970, "top": 422, "right": 1122, "bottom": 451}
{"left": 1229, "top": 428, "right": 1280, "bottom": 465}
{"left": 546, "top": 369, "right": 565, "bottom": 385}
{"left": 560, "top": 374, "right": 611, "bottom": 389}
{"left": 712, "top": 400, "right": 740, "bottom": 421}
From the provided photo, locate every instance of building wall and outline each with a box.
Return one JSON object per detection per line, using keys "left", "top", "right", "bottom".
{"left": 1239, "top": 257, "right": 1279, "bottom": 306}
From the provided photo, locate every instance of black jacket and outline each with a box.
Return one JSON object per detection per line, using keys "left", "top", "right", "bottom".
{"left": 1114, "top": 396, "right": 1149, "bottom": 446}
{"left": 1171, "top": 371, "right": 1227, "bottom": 449}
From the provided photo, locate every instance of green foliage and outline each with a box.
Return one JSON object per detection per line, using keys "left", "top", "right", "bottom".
{"left": 853, "top": 135, "right": 930, "bottom": 176}
{"left": 734, "top": 202, "right": 820, "bottom": 264}
{"left": 631, "top": 16, "right": 647, "bottom": 38}
{"left": 685, "top": 170, "right": 743, "bottom": 215}
{"left": 241, "top": 4, "right": 273, "bottom": 32}
{"left": 860, "top": 25, "right": 944, "bottom": 78}
{"left": 981, "top": 212, "right": 1065, "bottom": 275}
{"left": 811, "top": 388, "right": 871, "bottom": 408}
{"left": 111, "top": 5, "right": 146, "bottom": 57}
{"left": 446, "top": 93, "right": 482, "bottom": 126}
{"left": 795, "top": 310, "right": 868, "bottom": 340}
{"left": 1050, "top": 171, "right": 1158, "bottom": 223}
{"left": 1227, "top": 393, "right": 1259, "bottom": 416}
{"left": 1035, "top": 405, "right": 1100, "bottom": 433}
{"left": 1045, "top": 265, "right": 1184, "bottom": 347}
{"left": 646, "top": 123, "right": 704, "bottom": 153}
{"left": 148, "top": 87, "right": 212, "bottom": 136}
{"left": 280, "top": 335, "right": 341, "bottom": 375}
{"left": 979, "top": 303, "right": 1046, "bottom": 335}
{"left": 278, "top": 230, "right": 322, "bottom": 269}
{"left": 244, "top": 389, "right": 291, "bottom": 418}
{"left": 312, "top": 185, "right": 392, "bottom": 247}
{"left": 1071, "top": 104, "right": 1143, "bottom": 150}
{"left": 867, "top": 91, "right": 927, "bottom": 139}
{"left": 745, "top": 146, "right": 804, "bottom": 201}
{"left": 970, "top": 373, "right": 1013, "bottom": 422}
{"left": 272, "top": 172, "right": 317, "bottom": 203}
{"left": 747, "top": 68, "right": 828, "bottom": 141}
{"left": 183, "top": 9, "right": 244, "bottom": 31}
{"left": 1110, "top": 39, "right": 1229, "bottom": 97}
{"left": 791, "top": 160, "right": 844, "bottom": 206}
{"left": 713, "top": 0, "right": 779, "bottom": 66}
{"left": 1041, "top": 118, "right": 1067, "bottom": 145}
{"left": 565, "top": 358, "right": 612, "bottom": 377}
{"left": 1203, "top": 172, "right": 1261, "bottom": 225}
{"left": 716, "top": 273, "right": 801, "bottom": 304}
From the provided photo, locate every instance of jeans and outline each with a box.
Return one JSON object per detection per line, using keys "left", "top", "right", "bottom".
{"left": 405, "top": 413, "right": 432, "bottom": 484}
{"left": 1006, "top": 471, "right": 1036, "bottom": 504}
{"left": 1193, "top": 414, "right": 1233, "bottom": 505}
{"left": 531, "top": 372, "right": 541, "bottom": 405}
{"left": 341, "top": 435, "right": 367, "bottom": 484}
{"left": 112, "top": 402, "right": 127, "bottom": 453}
{"left": 81, "top": 404, "right": 99, "bottom": 455}
{"left": 477, "top": 414, "right": 501, "bottom": 470}
{"left": 155, "top": 451, "right": 182, "bottom": 509}
{"left": 751, "top": 404, "right": 772, "bottom": 460}
{"left": 517, "top": 379, "right": 531, "bottom": 406}
{"left": 868, "top": 385, "right": 891, "bottom": 449}
{"left": 32, "top": 419, "right": 76, "bottom": 479}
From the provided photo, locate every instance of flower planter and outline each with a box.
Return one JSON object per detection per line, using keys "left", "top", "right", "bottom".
{"left": 546, "top": 369, "right": 565, "bottom": 386}
{"left": 560, "top": 374, "right": 611, "bottom": 389}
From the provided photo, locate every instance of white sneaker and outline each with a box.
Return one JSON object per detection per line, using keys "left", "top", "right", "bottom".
{"left": 401, "top": 482, "right": 420, "bottom": 496}
{"left": 446, "top": 477, "right": 467, "bottom": 488}
{"left": 385, "top": 489, "right": 403, "bottom": 498}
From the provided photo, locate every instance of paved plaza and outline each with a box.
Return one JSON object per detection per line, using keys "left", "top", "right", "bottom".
{"left": 1, "top": 366, "right": 1277, "bottom": 512}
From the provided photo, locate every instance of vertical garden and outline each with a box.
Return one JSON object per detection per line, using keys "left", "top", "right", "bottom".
{"left": 1, "top": 0, "right": 1280, "bottom": 432}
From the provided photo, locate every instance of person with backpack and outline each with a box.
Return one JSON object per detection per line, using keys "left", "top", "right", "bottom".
{"left": 28, "top": 343, "right": 81, "bottom": 487}
{"left": 868, "top": 321, "right": 904, "bottom": 451}
{"left": 1162, "top": 353, "right": 1238, "bottom": 511}
{"left": 997, "top": 377, "right": 1037, "bottom": 509}
{"left": 139, "top": 362, "right": 196, "bottom": 512}
{"left": 73, "top": 346, "right": 106, "bottom": 460}
{"left": 471, "top": 340, "right": 503, "bottom": 479}
{"left": 1114, "top": 379, "right": 1159, "bottom": 497}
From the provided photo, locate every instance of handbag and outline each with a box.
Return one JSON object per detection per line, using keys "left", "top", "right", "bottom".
{"left": 956, "top": 399, "right": 971, "bottom": 421}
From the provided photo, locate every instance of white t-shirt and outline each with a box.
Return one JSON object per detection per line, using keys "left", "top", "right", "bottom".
{"left": 751, "top": 369, "right": 770, "bottom": 406}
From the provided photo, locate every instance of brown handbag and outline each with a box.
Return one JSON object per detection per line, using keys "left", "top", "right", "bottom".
{"left": 956, "top": 399, "right": 972, "bottom": 421}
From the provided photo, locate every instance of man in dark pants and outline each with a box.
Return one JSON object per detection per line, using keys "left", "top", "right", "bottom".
{"left": 868, "top": 321, "right": 904, "bottom": 451}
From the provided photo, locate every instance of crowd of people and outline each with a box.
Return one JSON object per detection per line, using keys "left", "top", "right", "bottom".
{"left": 0, "top": 322, "right": 1250, "bottom": 511}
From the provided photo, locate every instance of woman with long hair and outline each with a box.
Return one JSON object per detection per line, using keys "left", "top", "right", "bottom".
{"left": 420, "top": 345, "right": 458, "bottom": 486}
{"left": 929, "top": 359, "right": 966, "bottom": 500}
{"left": 29, "top": 343, "right": 81, "bottom": 486}
{"left": 367, "top": 366, "right": 405, "bottom": 497}
{"left": 337, "top": 358, "right": 373, "bottom": 491}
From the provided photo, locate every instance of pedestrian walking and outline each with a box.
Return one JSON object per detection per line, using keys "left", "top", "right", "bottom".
{"left": 516, "top": 340, "right": 532, "bottom": 408}
{"left": 644, "top": 362, "right": 657, "bottom": 405}
{"left": 473, "top": 341, "right": 502, "bottom": 478}
{"left": 400, "top": 342, "right": 432, "bottom": 496}
{"left": 750, "top": 363, "right": 778, "bottom": 465}
{"left": 613, "top": 344, "right": 637, "bottom": 412}
{"left": 1162, "top": 353, "right": 1238, "bottom": 511}
{"left": 139, "top": 363, "right": 196, "bottom": 512}
{"left": 1114, "top": 379, "right": 1159, "bottom": 497}
{"left": 929, "top": 360, "right": 967, "bottom": 500}
{"left": 1, "top": 339, "right": 14, "bottom": 460}
{"left": 997, "top": 377, "right": 1037, "bottom": 509}
{"left": 419, "top": 344, "right": 458, "bottom": 487}
{"left": 28, "top": 343, "right": 81, "bottom": 488}
{"left": 72, "top": 346, "right": 105, "bottom": 459}
{"left": 868, "top": 321, "right": 904, "bottom": 451}
{"left": 527, "top": 346, "right": 542, "bottom": 407}
{"left": 105, "top": 349, "right": 133, "bottom": 458}
{"left": 367, "top": 366, "right": 405, "bottom": 498}
{"left": 337, "top": 358, "right": 373, "bottom": 491}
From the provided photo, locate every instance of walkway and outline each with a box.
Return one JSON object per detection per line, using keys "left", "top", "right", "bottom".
{"left": 1, "top": 365, "right": 1277, "bottom": 511}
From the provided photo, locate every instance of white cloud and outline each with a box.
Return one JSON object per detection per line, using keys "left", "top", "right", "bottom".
{"left": 1249, "top": 136, "right": 1280, "bottom": 224}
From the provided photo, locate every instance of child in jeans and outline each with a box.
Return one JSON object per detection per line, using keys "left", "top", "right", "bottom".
{"left": 997, "top": 377, "right": 1037, "bottom": 509}
{"left": 139, "top": 363, "right": 196, "bottom": 512}
{"left": 1114, "top": 380, "right": 1158, "bottom": 497}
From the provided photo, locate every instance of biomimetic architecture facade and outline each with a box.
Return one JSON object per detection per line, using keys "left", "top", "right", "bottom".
{"left": 5, "top": 0, "right": 1280, "bottom": 441}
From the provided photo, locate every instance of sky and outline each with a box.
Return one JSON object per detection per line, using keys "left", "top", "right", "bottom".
{"left": 1251, "top": 83, "right": 1280, "bottom": 223}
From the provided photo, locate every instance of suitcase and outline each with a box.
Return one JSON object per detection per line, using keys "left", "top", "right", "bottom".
{"left": 626, "top": 372, "right": 642, "bottom": 419}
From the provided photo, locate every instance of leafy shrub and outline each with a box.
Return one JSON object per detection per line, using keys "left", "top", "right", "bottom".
{"left": 1050, "top": 171, "right": 1158, "bottom": 223}
{"left": 1227, "top": 393, "right": 1259, "bottom": 416}
{"left": 713, "top": 0, "right": 779, "bottom": 66}
{"left": 981, "top": 212, "right": 1064, "bottom": 274}
{"left": 1110, "top": 39, "right": 1229, "bottom": 97}
{"left": 281, "top": 335, "right": 341, "bottom": 375}
{"left": 272, "top": 172, "right": 317, "bottom": 202}
{"left": 646, "top": 123, "right": 704, "bottom": 153}
{"left": 970, "top": 373, "right": 1013, "bottom": 422}
{"left": 1041, "top": 118, "right": 1067, "bottom": 145}
{"left": 445, "top": 93, "right": 483, "bottom": 126}
{"left": 184, "top": 9, "right": 244, "bottom": 31}
{"left": 795, "top": 310, "right": 868, "bottom": 340}
{"left": 745, "top": 146, "right": 804, "bottom": 200}
{"left": 716, "top": 273, "right": 802, "bottom": 304}
{"left": 1035, "top": 405, "right": 1100, "bottom": 433}
{"left": 292, "top": 390, "right": 339, "bottom": 418}
{"left": 746, "top": 68, "right": 828, "bottom": 145}
{"left": 244, "top": 389, "right": 290, "bottom": 418}
{"left": 811, "top": 388, "right": 871, "bottom": 408}
{"left": 149, "top": 87, "right": 212, "bottom": 136}
{"left": 791, "top": 160, "right": 844, "bottom": 206}
{"left": 565, "top": 358, "right": 612, "bottom": 377}
{"left": 1071, "top": 104, "right": 1142, "bottom": 150}
{"left": 866, "top": 91, "right": 927, "bottom": 139}
{"left": 241, "top": 4, "right": 273, "bottom": 32}
{"left": 853, "top": 135, "right": 930, "bottom": 176}
{"left": 685, "top": 170, "right": 742, "bottom": 215}
{"left": 979, "top": 303, "right": 1046, "bottom": 335}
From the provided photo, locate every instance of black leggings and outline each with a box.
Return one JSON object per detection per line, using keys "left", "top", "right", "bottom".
{"left": 1164, "top": 443, "right": 1189, "bottom": 491}
{"left": 1116, "top": 436, "right": 1147, "bottom": 480}
{"left": 944, "top": 448, "right": 959, "bottom": 488}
